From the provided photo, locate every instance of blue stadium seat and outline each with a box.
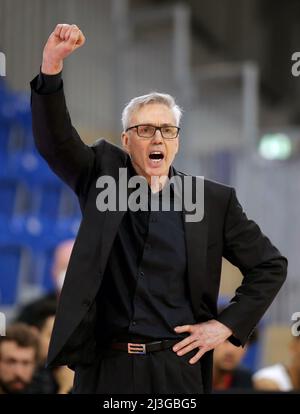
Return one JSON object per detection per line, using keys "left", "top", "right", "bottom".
{"left": 13, "top": 92, "right": 33, "bottom": 150}
{"left": 0, "top": 123, "right": 11, "bottom": 153}
{"left": 33, "top": 181, "right": 65, "bottom": 220}
{"left": 61, "top": 187, "right": 81, "bottom": 218}
{"left": 55, "top": 217, "right": 80, "bottom": 240}
{"left": 0, "top": 244, "right": 30, "bottom": 305}
{"left": 35, "top": 243, "right": 57, "bottom": 293}
{"left": 8, "top": 149, "right": 60, "bottom": 184}
{"left": 0, "top": 83, "right": 83, "bottom": 299}
{"left": 7, "top": 214, "right": 79, "bottom": 289}
{"left": 0, "top": 179, "right": 31, "bottom": 238}
{"left": 0, "top": 178, "right": 24, "bottom": 218}
{"left": 241, "top": 341, "right": 261, "bottom": 373}
{"left": 0, "top": 151, "right": 8, "bottom": 178}
{"left": 31, "top": 220, "right": 78, "bottom": 292}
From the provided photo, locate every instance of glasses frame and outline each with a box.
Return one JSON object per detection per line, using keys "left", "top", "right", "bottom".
{"left": 125, "top": 124, "right": 180, "bottom": 139}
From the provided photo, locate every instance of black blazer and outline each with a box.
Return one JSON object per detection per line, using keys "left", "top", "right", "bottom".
{"left": 30, "top": 77, "right": 287, "bottom": 393}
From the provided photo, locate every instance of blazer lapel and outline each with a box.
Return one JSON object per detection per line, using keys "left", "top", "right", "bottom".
{"left": 99, "top": 158, "right": 135, "bottom": 275}
{"left": 184, "top": 215, "right": 208, "bottom": 318}
{"left": 173, "top": 169, "right": 209, "bottom": 319}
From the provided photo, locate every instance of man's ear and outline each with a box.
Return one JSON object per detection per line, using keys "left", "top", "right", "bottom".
{"left": 121, "top": 132, "right": 130, "bottom": 154}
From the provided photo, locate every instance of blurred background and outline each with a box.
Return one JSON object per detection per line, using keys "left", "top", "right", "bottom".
{"left": 0, "top": 0, "right": 299, "bottom": 390}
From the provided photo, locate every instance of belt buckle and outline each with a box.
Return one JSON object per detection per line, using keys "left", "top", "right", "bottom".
{"left": 128, "top": 343, "right": 146, "bottom": 355}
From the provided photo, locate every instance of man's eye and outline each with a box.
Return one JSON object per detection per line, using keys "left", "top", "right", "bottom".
{"left": 140, "top": 126, "right": 152, "bottom": 134}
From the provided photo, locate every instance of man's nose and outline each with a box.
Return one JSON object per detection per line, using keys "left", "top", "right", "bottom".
{"left": 151, "top": 129, "right": 163, "bottom": 144}
{"left": 15, "top": 360, "right": 31, "bottom": 376}
{"left": 14, "top": 365, "right": 26, "bottom": 379}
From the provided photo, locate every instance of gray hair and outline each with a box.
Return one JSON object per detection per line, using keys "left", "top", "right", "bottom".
{"left": 121, "top": 92, "right": 183, "bottom": 131}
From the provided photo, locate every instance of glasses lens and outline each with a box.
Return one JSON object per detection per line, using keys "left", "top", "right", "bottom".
{"left": 135, "top": 125, "right": 179, "bottom": 138}
{"left": 161, "top": 126, "right": 178, "bottom": 139}
{"left": 137, "top": 125, "right": 156, "bottom": 137}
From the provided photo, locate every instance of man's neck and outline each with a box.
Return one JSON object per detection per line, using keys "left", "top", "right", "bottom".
{"left": 129, "top": 161, "right": 171, "bottom": 193}
{"left": 149, "top": 175, "right": 169, "bottom": 193}
{"left": 213, "top": 368, "right": 233, "bottom": 390}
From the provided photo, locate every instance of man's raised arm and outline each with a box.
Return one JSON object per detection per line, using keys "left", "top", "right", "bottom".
{"left": 30, "top": 24, "right": 96, "bottom": 196}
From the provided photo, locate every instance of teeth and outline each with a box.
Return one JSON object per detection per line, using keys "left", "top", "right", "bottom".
{"left": 149, "top": 151, "right": 164, "bottom": 161}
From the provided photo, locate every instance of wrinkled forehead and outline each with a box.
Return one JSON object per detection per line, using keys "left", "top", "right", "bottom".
{"left": 130, "top": 103, "right": 176, "bottom": 125}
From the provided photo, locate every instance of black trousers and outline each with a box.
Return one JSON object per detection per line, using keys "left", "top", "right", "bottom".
{"left": 73, "top": 347, "right": 204, "bottom": 394}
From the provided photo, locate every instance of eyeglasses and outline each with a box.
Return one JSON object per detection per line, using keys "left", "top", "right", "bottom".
{"left": 125, "top": 124, "right": 180, "bottom": 139}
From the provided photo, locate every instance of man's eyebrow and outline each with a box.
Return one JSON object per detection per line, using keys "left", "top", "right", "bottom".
{"left": 140, "top": 123, "right": 175, "bottom": 127}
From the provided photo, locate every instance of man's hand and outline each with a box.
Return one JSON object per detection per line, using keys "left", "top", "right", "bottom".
{"left": 41, "top": 24, "right": 86, "bottom": 75}
{"left": 173, "top": 319, "right": 233, "bottom": 364}
{"left": 52, "top": 366, "right": 74, "bottom": 394}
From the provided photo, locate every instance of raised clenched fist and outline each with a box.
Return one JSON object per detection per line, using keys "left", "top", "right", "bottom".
{"left": 41, "top": 24, "right": 86, "bottom": 75}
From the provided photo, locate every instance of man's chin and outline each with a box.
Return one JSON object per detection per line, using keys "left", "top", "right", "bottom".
{"left": 219, "top": 365, "right": 235, "bottom": 373}
{"left": 146, "top": 166, "right": 170, "bottom": 180}
{"left": 8, "top": 388, "right": 25, "bottom": 394}
{"left": 1, "top": 381, "right": 27, "bottom": 394}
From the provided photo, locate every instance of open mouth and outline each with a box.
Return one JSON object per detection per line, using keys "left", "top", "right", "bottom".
{"left": 149, "top": 151, "right": 164, "bottom": 162}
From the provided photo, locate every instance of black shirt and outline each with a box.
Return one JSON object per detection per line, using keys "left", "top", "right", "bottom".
{"left": 36, "top": 71, "right": 197, "bottom": 343}
{"left": 97, "top": 163, "right": 196, "bottom": 342}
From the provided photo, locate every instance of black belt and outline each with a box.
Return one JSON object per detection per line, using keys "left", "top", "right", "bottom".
{"left": 111, "top": 339, "right": 179, "bottom": 355}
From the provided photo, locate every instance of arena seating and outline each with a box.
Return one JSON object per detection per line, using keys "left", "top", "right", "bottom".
{"left": 0, "top": 80, "right": 81, "bottom": 307}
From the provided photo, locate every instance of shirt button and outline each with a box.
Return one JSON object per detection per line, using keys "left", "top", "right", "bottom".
{"left": 140, "top": 271, "right": 144, "bottom": 277}
{"left": 132, "top": 321, "right": 137, "bottom": 326}
{"left": 145, "top": 244, "right": 150, "bottom": 250}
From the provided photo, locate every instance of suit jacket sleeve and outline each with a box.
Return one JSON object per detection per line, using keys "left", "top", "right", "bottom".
{"left": 217, "top": 188, "right": 287, "bottom": 346}
{"left": 30, "top": 74, "right": 96, "bottom": 198}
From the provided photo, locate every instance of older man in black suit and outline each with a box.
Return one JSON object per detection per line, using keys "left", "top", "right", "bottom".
{"left": 30, "top": 24, "right": 287, "bottom": 394}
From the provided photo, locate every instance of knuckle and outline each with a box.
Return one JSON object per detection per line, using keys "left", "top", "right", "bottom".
{"left": 64, "top": 45, "right": 73, "bottom": 53}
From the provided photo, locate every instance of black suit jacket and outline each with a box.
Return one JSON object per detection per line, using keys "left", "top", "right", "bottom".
{"left": 30, "top": 77, "right": 287, "bottom": 393}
